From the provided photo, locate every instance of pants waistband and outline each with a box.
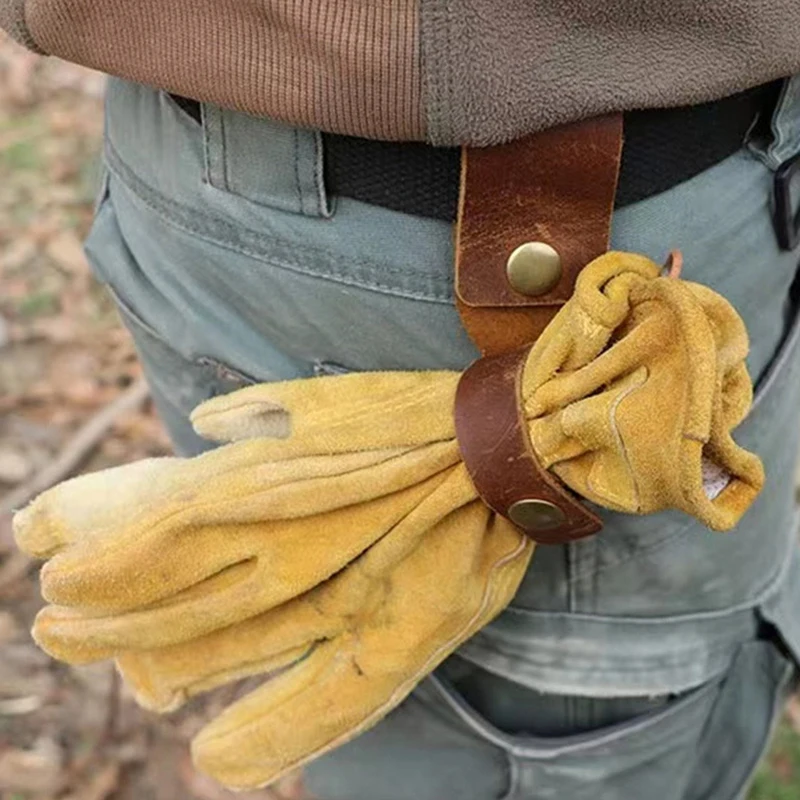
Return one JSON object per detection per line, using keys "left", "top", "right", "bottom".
{"left": 171, "top": 81, "right": 782, "bottom": 220}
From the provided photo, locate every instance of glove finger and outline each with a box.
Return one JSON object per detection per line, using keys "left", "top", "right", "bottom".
{"left": 115, "top": 580, "right": 352, "bottom": 711}
{"left": 190, "top": 639, "right": 363, "bottom": 790}
{"left": 34, "top": 442, "right": 459, "bottom": 612}
{"left": 191, "top": 503, "right": 530, "bottom": 791}
{"left": 15, "top": 438, "right": 414, "bottom": 562}
{"left": 13, "top": 435, "right": 320, "bottom": 558}
{"left": 13, "top": 457, "right": 181, "bottom": 558}
{"left": 191, "top": 371, "right": 459, "bottom": 450}
{"left": 32, "top": 471, "right": 454, "bottom": 657}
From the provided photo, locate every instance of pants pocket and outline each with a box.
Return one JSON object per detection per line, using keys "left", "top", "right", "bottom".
{"left": 356, "top": 636, "right": 795, "bottom": 800}
{"left": 424, "top": 672, "right": 720, "bottom": 800}
{"left": 108, "top": 289, "right": 254, "bottom": 455}
{"left": 83, "top": 187, "right": 256, "bottom": 455}
{"left": 684, "top": 636, "right": 797, "bottom": 800}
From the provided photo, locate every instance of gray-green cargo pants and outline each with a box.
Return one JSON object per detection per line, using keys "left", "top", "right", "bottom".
{"left": 84, "top": 76, "right": 800, "bottom": 799}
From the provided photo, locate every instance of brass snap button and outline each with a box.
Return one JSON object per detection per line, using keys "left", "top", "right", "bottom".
{"left": 508, "top": 499, "right": 567, "bottom": 531}
{"left": 506, "top": 242, "right": 562, "bottom": 296}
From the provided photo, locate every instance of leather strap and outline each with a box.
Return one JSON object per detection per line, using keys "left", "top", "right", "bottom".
{"left": 453, "top": 115, "right": 622, "bottom": 541}
{"left": 455, "top": 349, "right": 602, "bottom": 544}
{"left": 455, "top": 115, "right": 623, "bottom": 355}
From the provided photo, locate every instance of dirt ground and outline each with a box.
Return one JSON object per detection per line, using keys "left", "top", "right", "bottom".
{"left": 0, "top": 31, "right": 798, "bottom": 800}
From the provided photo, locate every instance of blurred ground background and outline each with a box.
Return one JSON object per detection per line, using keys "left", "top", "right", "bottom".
{"left": 0, "top": 30, "right": 797, "bottom": 800}
{"left": 0, "top": 32, "right": 305, "bottom": 800}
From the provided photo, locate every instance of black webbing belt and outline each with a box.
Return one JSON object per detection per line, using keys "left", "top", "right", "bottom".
{"left": 171, "top": 81, "right": 782, "bottom": 221}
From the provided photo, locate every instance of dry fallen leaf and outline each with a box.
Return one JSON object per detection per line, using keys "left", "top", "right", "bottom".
{"left": 0, "top": 236, "right": 37, "bottom": 272}
{"left": 271, "top": 771, "right": 315, "bottom": 800}
{"left": 0, "top": 737, "right": 64, "bottom": 794}
{"left": 60, "top": 377, "right": 104, "bottom": 407}
{"left": 30, "top": 313, "right": 80, "bottom": 343}
{"left": 3, "top": 46, "right": 40, "bottom": 106}
{"left": 0, "top": 551, "right": 32, "bottom": 594}
{"left": 0, "top": 694, "right": 44, "bottom": 715}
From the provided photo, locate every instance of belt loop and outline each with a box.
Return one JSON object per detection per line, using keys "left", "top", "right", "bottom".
{"left": 201, "top": 106, "right": 333, "bottom": 218}
{"left": 749, "top": 75, "right": 800, "bottom": 171}
{"left": 747, "top": 75, "right": 800, "bottom": 250}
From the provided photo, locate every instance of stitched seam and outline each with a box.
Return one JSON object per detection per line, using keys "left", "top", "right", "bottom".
{"left": 751, "top": 305, "right": 800, "bottom": 409}
{"left": 427, "top": 666, "right": 719, "bottom": 758}
{"left": 468, "top": 635, "right": 748, "bottom": 674}
{"left": 513, "top": 518, "right": 798, "bottom": 626}
{"left": 313, "top": 131, "right": 331, "bottom": 217}
{"left": 293, "top": 128, "right": 305, "bottom": 215}
{"left": 104, "top": 137, "right": 454, "bottom": 303}
{"left": 105, "top": 131, "right": 451, "bottom": 285}
{"left": 568, "top": 519, "right": 693, "bottom": 584}
{"left": 220, "top": 111, "right": 230, "bottom": 192}
{"left": 444, "top": 0, "right": 455, "bottom": 145}
{"left": 104, "top": 132, "right": 446, "bottom": 285}
{"left": 569, "top": 319, "right": 800, "bottom": 585}
{"left": 587, "top": 375, "right": 644, "bottom": 511}
{"left": 498, "top": 755, "right": 520, "bottom": 800}
{"left": 200, "top": 104, "right": 212, "bottom": 184}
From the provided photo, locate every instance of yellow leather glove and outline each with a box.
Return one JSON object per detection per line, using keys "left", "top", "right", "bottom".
{"left": 13, "top": 251, "right": 764, "bottom": 790}
{"left": 523, "top": 251, "right": 764, "bottom": 530}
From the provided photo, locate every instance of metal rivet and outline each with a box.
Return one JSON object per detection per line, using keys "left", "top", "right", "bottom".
{"left": 506, "top": 242, "right": 562, "bottom": 297}
{"left": 508, "top": 499, "right": 567, "bottom": 531}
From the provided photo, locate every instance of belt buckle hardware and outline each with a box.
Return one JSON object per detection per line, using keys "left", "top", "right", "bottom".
{"left": 773, "top": 151, "right": 800, "bottom": 251}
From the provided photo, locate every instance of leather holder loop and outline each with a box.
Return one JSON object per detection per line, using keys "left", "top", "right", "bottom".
{"left": 454, "top": 348, "right": 602, "bottom": 544}
{"left": 453, "top": 116, "right": 622, "bottom": 540}
{"left": 456, "top": 115, "right": 623, "bottom": 356}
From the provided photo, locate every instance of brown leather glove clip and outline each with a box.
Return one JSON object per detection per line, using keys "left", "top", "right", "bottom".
{"left": 454, "top": 115, "right": 622, "bottom": 543}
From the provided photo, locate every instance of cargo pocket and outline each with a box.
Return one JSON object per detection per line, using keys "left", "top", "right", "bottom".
{"left": 684, "top": 636, "right": 797, "bottom": 800}
{"left": 420, "top": 636, "right": 796, "bottom": 800}
{"left": 83, "top": 181, "right": 255, "bottom": 455}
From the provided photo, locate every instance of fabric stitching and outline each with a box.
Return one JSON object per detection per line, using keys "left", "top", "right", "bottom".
{"left": 293, "top": 128, "right": 305, "bottom": 215}
{"left": 509, "top": 519, "right": 799, "bottom": 630}
{"left": 200, "top": 104, "right": 212, "bottom": 186}
{"left": 460, "top": 640, "right": 748, "bottom": 691}
{"left": 220, "top": 111, "right": 231, "bottom": 193}
{"left": 443, "top": 0, "right": 455, "bottom": 146}
{"left": 498, "top": 754, "right": 520, "bottom": 800}
{"left": 313, "top": 131, "right": 332, "bottom": 218}
{"left": 105, "top": 126, "right": 451, "bottom": 285}
{"left": 103, "top": 136, "right": 454, "bottom": 302}
{"left": 567, "top": 519, "right": 694, "bottom": 585}
{"left": 421, "top": 0, "right": 452, "bottom": 146}
{"left": 426, "top": 668, "right": 719, "bottom": 758}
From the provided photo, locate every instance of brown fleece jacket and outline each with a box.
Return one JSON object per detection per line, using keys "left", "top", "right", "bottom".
{"left": 2, "top": 0, "right": 799, "bottom": 145}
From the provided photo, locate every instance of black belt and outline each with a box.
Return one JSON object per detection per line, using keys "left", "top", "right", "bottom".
{"left": 172, "top": 82, "right": 781, "bottom": 221}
